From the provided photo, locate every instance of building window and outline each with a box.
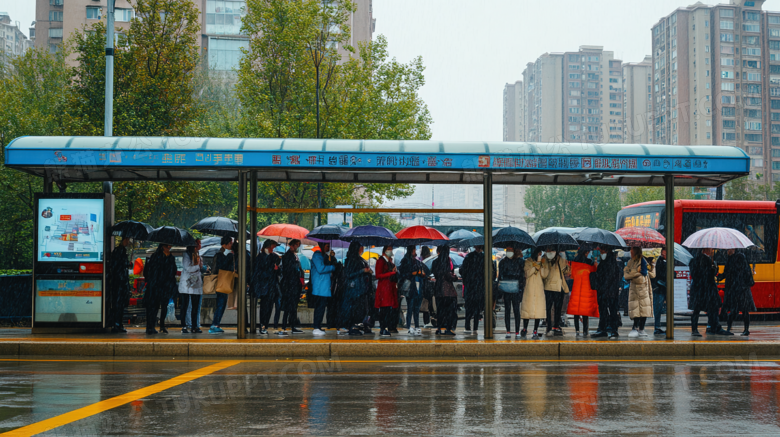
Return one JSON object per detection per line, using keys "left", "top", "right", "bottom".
{"left": 86, "top": 6, "right": 101, "bottom": 20}
{"left": 773, "top": 99, "right": 780, "bottom": 109}
{"left": 745, "top": 121, "right": 762, "bottom": 131}
{"left": 770, "top": 16, "right": 780, "bottom": 24}
{"left": 115, "top": 8, "right": 134, "bottom": 22}
{"left": 746, "top": 134, "right": 763, "bottom": 142}
{"left": 721, "top": 57, "right": 734, "bottom": 66}
{"left": 771, "top": 29, "right": 780, "bottom": 37}
{"left": 50, "top": 0, "right": 63, "bottom": 5}
{"left": 206, "top": 0, "right": 247, "bottom": 35}
{"left": 723, "top": 133, "right": 736, "bottom": 140}
{"left": 743, "top": 24, "right": 760, "bottom": 32}
{"left": 723, "top": 107, "right": 736, "bottom": 116}
{"left": 48, "top": 28, "right": 63, "bottom": 38}
{"left": 49, "top": 43, "right": 59, "bottom": 53}
{"left": 721, "top": 33, "right": 734, "bottom": 42}
{"left": 744, "top": 60, "right": 762, "bottom": 68}
{"left": 722, "top": 82, "right": 735, "bottom": 91}
{"left": 722, "top": 70, "right": 734, "bottom": 79}
{"left": 750, "top": 147, "right": 764, "bottom": 155}
{"left": 720, "top": 20, "right": 734, "bottom": 30}
{"left": 744, "top": 11, "right": 760, "bottom": 21}
{"left": 746, "top": 84, "right": 761, "bottom": 93}
{"left": 746, "top": 109, "right": 762, "bottom": 118}
{"left": 743, "top": 48, "right": 761, "bottom": 56}
{"left": 706, "top": 132, "right": 711, "bottom": 139}
{"left": 773, "top": 113, "right": 780, "bottom": 121}
{"left": 753, "top": 158, "right": 764, "bottom": 167}
{"left": 208, "top": 37, "right": 249, "bottom": 70}
{"left": 49, "top": 11, "right": 63, "bottom": 21}
{"left": 721, "top": 9, "right": 734, "bottom": 18}
{"left": 724, "top": 120, "right": 736, "bottom": 129}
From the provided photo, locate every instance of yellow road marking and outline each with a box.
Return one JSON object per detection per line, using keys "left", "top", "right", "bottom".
{"left": 1, "top": 360, "right": 239, "bottom": 437}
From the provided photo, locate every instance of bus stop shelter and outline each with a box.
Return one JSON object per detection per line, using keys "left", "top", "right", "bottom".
{"left": 5, "top": 136, "right": 751, "bottom": 340}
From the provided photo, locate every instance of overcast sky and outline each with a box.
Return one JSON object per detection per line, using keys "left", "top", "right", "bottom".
{"left": 6, "top": 0, "right": 780, "bottom": 142}
{"left": 374, "top": 0, "right": 780, "bottom": 141}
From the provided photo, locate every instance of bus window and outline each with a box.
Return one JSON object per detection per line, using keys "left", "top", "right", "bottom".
{"left": 681, "top": 212, "right": 778, "bottom": 264}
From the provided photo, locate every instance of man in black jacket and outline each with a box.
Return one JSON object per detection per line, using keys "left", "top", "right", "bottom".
{"left": 108, "top": 237, "right": 132, "bottom": 333}
{"left": 592, "top": 247, "right": 621, "bottom": 339}
{"left": 690, "top": 248, "right": 729, "bottom": 336}
{"left": 717, "top": 249, "right": 756, "bottom": 335}
{"left": 498, "top": 245, "right": 524, "bottom": 337}
{"left": 652, "top": 248, "right": 668, "bottom": 335}
{"left": 252, "top": 239, "right": 280, "bottom": 335}
{"left": 461, "top": 246, "right": 486, "bottom": 333}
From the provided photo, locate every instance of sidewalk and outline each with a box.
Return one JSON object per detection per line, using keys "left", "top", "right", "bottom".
{"left": 1, "top": 318, "right": 779, "bottom": 358}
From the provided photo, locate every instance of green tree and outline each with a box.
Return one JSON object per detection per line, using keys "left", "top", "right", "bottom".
{"left": 622, "top": 186, "right": 695, "bottom": 206}
{"left": 0, "top": 47, "right": 73, "bottom": 268}
{"left": 237, "top": 0, "right": 429, "bottom": 220}
{"left": 524, "top": 186, "right": 622, "bottom": 231}
{"left": 723, "top": 176, "right": 763, "bottom": 201}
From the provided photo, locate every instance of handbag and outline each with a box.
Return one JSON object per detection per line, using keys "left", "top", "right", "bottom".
{"left": 202, "top": 275, "right": 217, "bottom": 294}
{"left": 216, "top": 269, "right": 237, "bottom": 294}
{"left": 498, "top": 280, "right": 519, "bottom": 294}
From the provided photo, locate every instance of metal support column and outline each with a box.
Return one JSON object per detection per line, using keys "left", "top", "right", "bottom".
{"left": 43, "top": 173, "right": 52, "bottom": 194}
{"left": 250, "top": 171, "right": 258, "bottom": 333}
{"left": 483, "top": 172, "right": 494, "bottom": 339}
{"left": 104, "top": 0, "right": 115, "bottom": 137}
{"left": 237, "top": 172, "right": 248, "bottom": 339}
{"left": 664, "top": 175, "right": 675, "bottom": 340}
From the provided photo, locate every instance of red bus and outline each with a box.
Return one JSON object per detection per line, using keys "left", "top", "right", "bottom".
{"left": 616, "top": 200, "right": 779, "bottom": 311}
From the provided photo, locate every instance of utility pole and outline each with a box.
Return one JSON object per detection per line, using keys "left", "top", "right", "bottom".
{"left": 104, "top": 0, "right": 116, "bottom": 137}
{"left": 315, "top": 49, "right": 322, "bottom": 227}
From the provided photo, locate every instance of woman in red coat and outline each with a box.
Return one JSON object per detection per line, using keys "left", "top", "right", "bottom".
{"left": 374, "top": 246, "right": 398, "bottom": 337}
{"left": 567, "top": 247, "right": 599, "bottom": 336}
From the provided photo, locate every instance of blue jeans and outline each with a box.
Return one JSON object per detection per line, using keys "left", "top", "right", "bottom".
{"left": 406, "top": 292, "right": 423, "bottom": 329}
{"left": 653, "top": 290, "right": 666, "bottom": 330}
{"left": 313, "top": 295, "right": 329, "bottom": 330}
{"left": 212, "top": 293, "right": 228, "bottom": 327}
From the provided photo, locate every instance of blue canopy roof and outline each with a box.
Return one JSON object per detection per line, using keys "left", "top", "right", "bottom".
{"left": 4, "top": 136, "right": 750, "bottom": 186}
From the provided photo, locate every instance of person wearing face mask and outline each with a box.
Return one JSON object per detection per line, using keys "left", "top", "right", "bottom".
{"left": 252, "top": 239, "right": 281, "bottom": 335}
{"left": 624, "top": 247, "right": 654, "bottom": 337}
{"left": 374, "top": 245, "right": 399, "bottom": 337}
{"left": 652, "top": 248, "right": 668, "bottom": 335}
{"left": 566, "top": 246, "right": 599, "bottom": 337}
{"left": 498, "top": 245, "right": 525, "bottom": 338}
{"left": 311, "top": 242, "right": 337, "bottom": 335}
{"left": 209, "top": 236, "right": 236, "bottom": 334}
{"left": 690, "top": 248, "right": 728, "bottom": 336}
{"left": 398, "top": 246, "right": 426, "bottom": 336}
{"left": 541, "top": 246, "right": 570, "bottom": 336}
{"left": 108, "top": 237, "right": 133, "bottom": 333}
{"left": 592, "top": 247, "right": 621, "bottom": 338}
{"left": 432, "top": 244, "right": 458, "bottom": 335}
{"left": 143, "top": 243, "right": 178, "bottom": 335}
{"left": 521, "top": 247, "right": 548, "bottom": 338}
{"left": 279, "top": 239, "right": 304, "bottom": 335}
{"left": 339, "top": 242, "right": 374, "bottom": 335}
{"left": 179, "top": 239, "right": 204, "bottom": 334}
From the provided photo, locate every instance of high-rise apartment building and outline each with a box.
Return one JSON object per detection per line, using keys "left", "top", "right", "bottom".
{"left": 503, "top": 80, "right": 524, "bottom": 142}
{"left": 651, "top": 0, "right": 780, "bottom": 184}
{"left": 519, "top": 46, "right": 624, "bottom": 144}
{"left": 623, "top": 56, "right": 654, "bottom": 144}
{"left": 0, "top": 12, "right": 32, "bottom": 62}
{"left": 36, "top": 0, "right": 374, "bottom": 71}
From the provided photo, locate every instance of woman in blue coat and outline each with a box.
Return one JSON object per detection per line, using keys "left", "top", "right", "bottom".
{"left": 311, "top": 242, "right": 337, "bottom": 335}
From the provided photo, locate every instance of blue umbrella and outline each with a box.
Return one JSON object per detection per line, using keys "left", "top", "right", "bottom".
{"left": 340, "top": 225, "right": 398, "bottom": 247}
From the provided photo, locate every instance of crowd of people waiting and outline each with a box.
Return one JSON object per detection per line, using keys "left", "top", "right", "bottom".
{"left": 107, "top": 235, "right": 756, "bottom": 338}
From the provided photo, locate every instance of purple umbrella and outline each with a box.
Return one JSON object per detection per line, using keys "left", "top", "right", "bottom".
{"left": 310, "top": 237, "right": 351, "bottom": 248}
{"left": 340, "top": 225, "right": 398, "bottom": 247}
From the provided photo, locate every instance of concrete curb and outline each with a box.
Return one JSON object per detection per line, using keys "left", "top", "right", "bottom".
{"left": 2, "top": 341, "right": 780, "bottom": 358}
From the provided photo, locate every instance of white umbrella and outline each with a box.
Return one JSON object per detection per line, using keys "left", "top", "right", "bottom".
{"left": 682, "top": 227, "right": 755, "bottom": 249}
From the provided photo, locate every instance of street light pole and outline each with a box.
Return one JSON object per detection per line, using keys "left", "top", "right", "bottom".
{"left": 104, "top": 0, "right": 115, "bottom": 137}
{"left": 315, "top": 50, "right": 322, "bottom": 227}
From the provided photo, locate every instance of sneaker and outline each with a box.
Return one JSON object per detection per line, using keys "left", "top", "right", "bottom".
{"left": 146, "top": 329, "right": 158, "bottom": 335}
{"left": 409, "top": 329, "right": 416, "bottom": 336}
{"left": 654, "top": 329, "right": 665, "bottom": 335}
{"left": 277, "top": 330, "right": 289, "bottom": 336}
{"left": 463, "top": 330, "right": 472, "bottom": 335}
{"left": 292, "top": 327, "right": 304, "bottom": 334}
{"left": 182, "top": 328, "right": 189, "bottom": 334}
{"left": 628, "top": 329, "right": 639, "bottom": 338}
{"left": 553, "top": 329, "right": 563, "bottom": 336}
{"left": 259, "top": 329, "right": 269, "bottom": 335}
{"left": 423, "top": 323, "right": 434, "bottom": 329}
{"left": 213, "top": 327, "right": 224, "bottom": 333}
{"left": 531, "top": 332, "right": 539, "bottom": 339}
{"left": 741, "top": 330, "right": 750, "bottom": 336}
{"left": 338, "top": 328, "right": 349, "bottom": 336}
{"left": 505, "top": 332, "right": 512, "bottom": 338}
{"left": 591, "top": 330, "right": 608, "bottom": 338}
{"left": 312, "top": 329, "right": 326, "bottom": 336}
{"left": 691, "top": 330, "right": 703, "bottom": 337}
{"left": 444, "top": 330, "right": 456, "bottom": 336}
{"left": 208, "top": 328, "right": 220, "bottom": 334}
{"left": 638, "top": 330, "right": 648, "bottom": 337}
{"left": 520, "top": 330, "right": 527, "bottom": 338}
{"left": 415, "top": 328, "right": 422, "bottom": 335}
{"left": 389, "top": 328, "right": 399, "bottom": 334}
{"left": 515, "top": 332, "right": 522, "bottom": 339}
{"left": 575, "top": 331, "right": 581, "bottom": 337}
{"left": 608, "top": 332, "right": 619, "bottom": 339}
{"left": 380, "top": 329, "right": 391, "bottom": 337}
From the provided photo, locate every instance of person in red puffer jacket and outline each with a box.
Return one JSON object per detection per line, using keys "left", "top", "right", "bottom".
{"left": 374, "top": 246, "right": 398, "bottom": 337}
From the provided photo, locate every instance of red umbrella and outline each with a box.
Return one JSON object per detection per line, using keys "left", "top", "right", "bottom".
{"left": 395, "top": 226, "right": 449, "bottom": 245}
{"left": 615, "top": 227, "right": 665, "bottom": 248}
{"left": 258, "top": 224, "right": 316, "bottom": 245}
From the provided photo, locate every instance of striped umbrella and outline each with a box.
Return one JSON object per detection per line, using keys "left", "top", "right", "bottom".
{"left": 615, "top": 227, "right": 665, "bottom": 248}
{"left": 682, "top": 227, "right": 755, "bottom": 249}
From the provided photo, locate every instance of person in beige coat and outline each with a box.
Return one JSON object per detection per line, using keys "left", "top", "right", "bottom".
{"left": 542, "top": 246, "right": 571, "bottom": 336}
{"left": 624, "top": 246, "right": 654, "bottom": 337}
{"left": 521, "top": 247, "right": 548, "bottom": 338}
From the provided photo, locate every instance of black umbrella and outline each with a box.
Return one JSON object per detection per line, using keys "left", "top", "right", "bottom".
{"left": 533, "top": 230, "right": 579, "bottom": 249}
{"left": 191, "top": 217, "right": 250, "bottom": 238}
{"left": 112, "top": 220, "right": 154, "bottom": 240}
{"left": 307, "top": 224, "right": 349, "bottom": 241}
{"left": 147, "top": 226, "right": 197, "bottom": 247}
{"left": 576, "top": 227, "right": 627, "bottom": 248}
{"left": 448, "top": 229, "right": 481, "bottom": 245}
{"left": 200, "top": 236, "right": 223, "bottom": 248}
{"left": 492, "top": 226, "right": 536, "bottom": 249}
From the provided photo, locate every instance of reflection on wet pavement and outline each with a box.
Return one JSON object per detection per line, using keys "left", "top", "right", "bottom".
{"left": 2, "top": 358, "right": 780, "bottom": 435}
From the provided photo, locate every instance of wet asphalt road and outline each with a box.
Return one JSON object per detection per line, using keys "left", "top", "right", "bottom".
{"left": 1, "top": 358, "right": 780, "bottom": 435}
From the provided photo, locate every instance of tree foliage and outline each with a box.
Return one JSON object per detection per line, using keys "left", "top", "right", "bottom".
{"left": 523, "top": 186, "right": 622, "bottom": 231}
{"left": 622, "top": 186, "right": 695, "bottom": 206}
